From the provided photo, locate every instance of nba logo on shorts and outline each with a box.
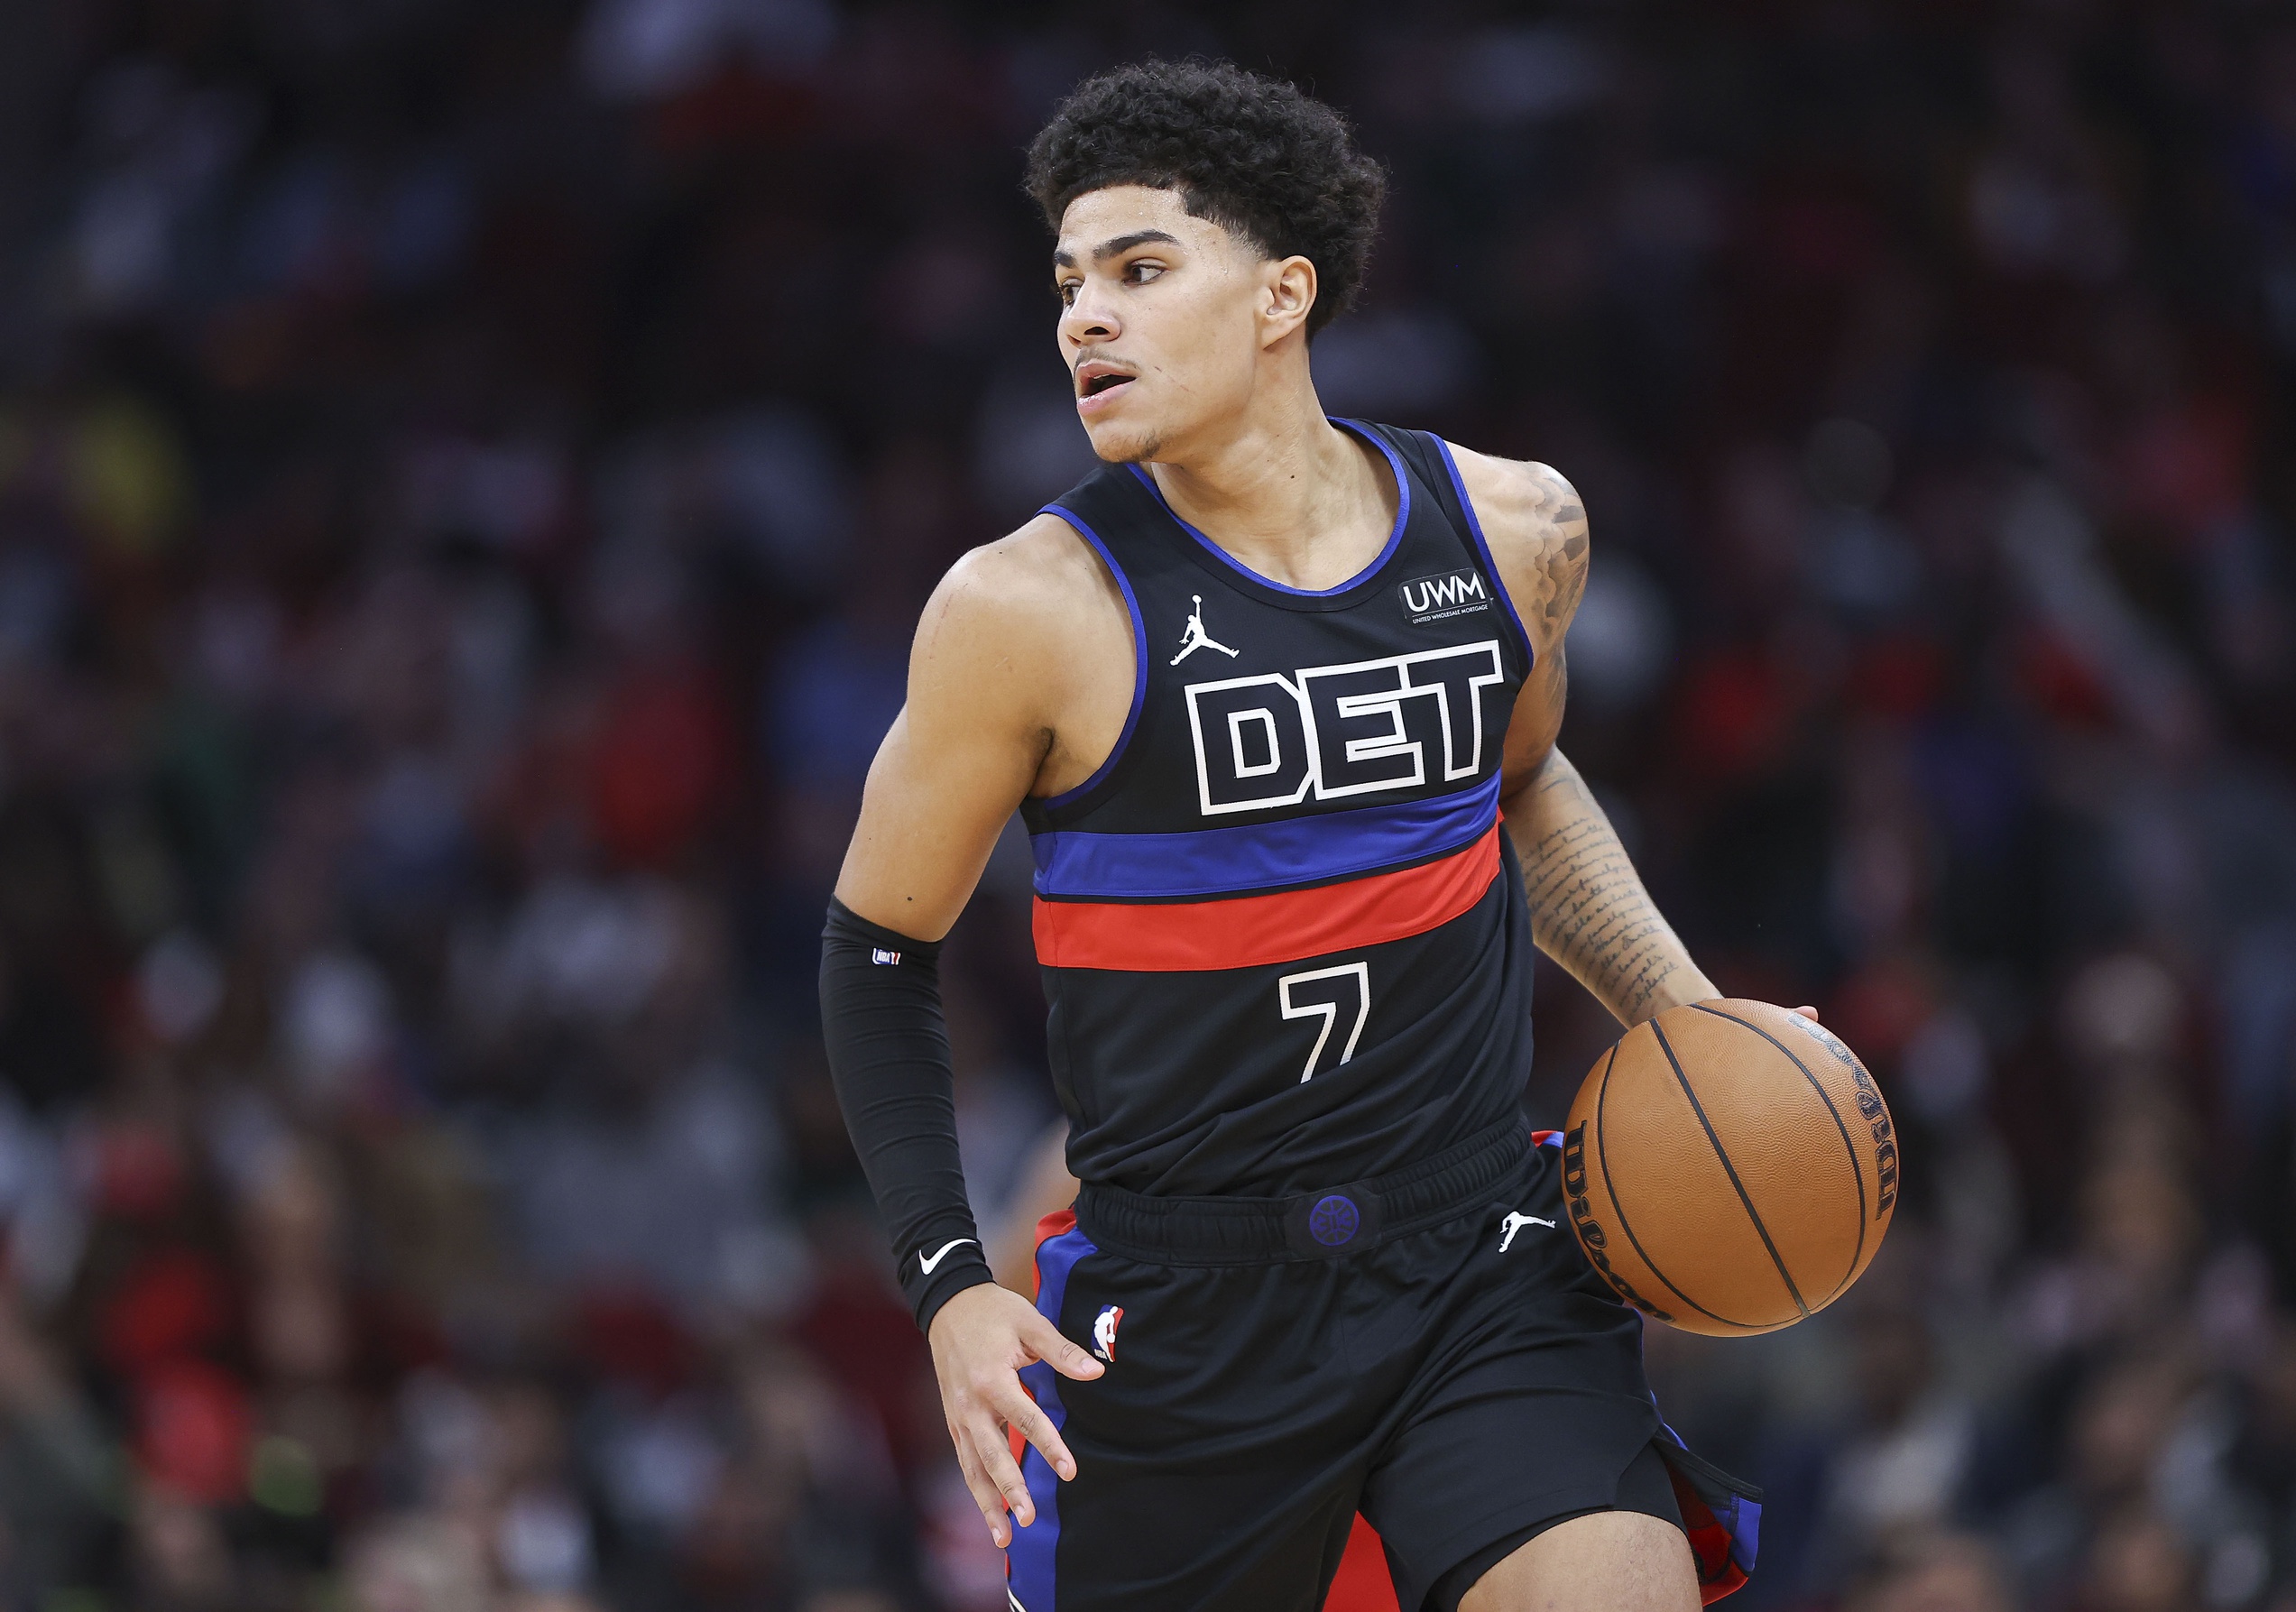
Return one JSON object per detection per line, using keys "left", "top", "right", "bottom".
{"left": 1092, "top": 1304, "right": 1124, "bottom": 1362}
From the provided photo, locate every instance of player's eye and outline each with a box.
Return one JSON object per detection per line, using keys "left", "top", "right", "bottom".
{"left": 1126, "top": 261, "right": 1165, "bottom": 285}
{"left": 1056, "top": 279, "right": 1080, "bottom": 306}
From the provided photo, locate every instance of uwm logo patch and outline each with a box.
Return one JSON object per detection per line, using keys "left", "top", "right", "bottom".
{"left": 1398, "top": 567, "right": 1492, "bottom": 624}
{"left": 1185, "top": 640, "right": 1506, "bottom": 815}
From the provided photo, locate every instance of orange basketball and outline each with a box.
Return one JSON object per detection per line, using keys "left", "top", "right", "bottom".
{"left": 1560, "top": 999, "right": 1897, "bottom": 1336}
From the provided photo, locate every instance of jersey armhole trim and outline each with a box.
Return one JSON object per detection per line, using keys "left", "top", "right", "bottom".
{"left": 1037, "top": 502, "right": 1147, "bottom": 812}
{"left": 1431, "top": 435, "right": 1537, "bottom": 669}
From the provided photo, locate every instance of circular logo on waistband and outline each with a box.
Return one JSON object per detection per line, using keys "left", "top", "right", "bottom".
{"left": 1308, "top": 1194, "right": 1361, "bottom": 1248}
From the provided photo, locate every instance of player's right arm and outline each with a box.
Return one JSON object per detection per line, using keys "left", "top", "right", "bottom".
{"left": 825, "top": 515, "right": 1118, "bottom": 1550}
{"left": 838, "top": 518, "right": 1111, "bottom": 934}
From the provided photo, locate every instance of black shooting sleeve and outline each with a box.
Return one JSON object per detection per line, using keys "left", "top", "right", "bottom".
{"left": 819, "top": 897, "right": 996, "bottom": 1331}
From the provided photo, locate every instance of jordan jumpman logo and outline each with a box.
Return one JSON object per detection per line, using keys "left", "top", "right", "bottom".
{"left": 1170, "top": 595, "right": 1240, "bottom": 665}
{"left": 1498, "top": 1211, "right": 1555, "bottom": 1252}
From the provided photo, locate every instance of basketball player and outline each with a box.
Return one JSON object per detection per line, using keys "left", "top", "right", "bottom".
{"left": 820, "top": 61, "right": 1768, "bottom": 1612}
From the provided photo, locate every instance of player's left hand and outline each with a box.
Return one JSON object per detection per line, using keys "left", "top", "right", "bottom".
{"left": 929, "top": 1280, "right": 1105, "bottom": 1547}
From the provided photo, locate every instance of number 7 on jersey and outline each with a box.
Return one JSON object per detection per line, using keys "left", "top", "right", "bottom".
{"left": 1277, "top": 963, "right": 1370, "bottom": 1082}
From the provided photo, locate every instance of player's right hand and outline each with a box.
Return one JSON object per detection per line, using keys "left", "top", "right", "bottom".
{"left": 928, "top": 1280, "right": 1105, "bottom": 1547}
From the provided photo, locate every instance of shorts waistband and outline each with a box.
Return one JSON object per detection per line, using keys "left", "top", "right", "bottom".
{"left": 1074, "top": 1118, "right": 1531, "bottom": 1267}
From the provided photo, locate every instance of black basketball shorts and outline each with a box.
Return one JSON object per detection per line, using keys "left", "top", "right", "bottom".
{"left": 1004, "top": 1124, "right": 1760, "bottom": 1612}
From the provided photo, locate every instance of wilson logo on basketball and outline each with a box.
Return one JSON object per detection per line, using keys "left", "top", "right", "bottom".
{"left": 1397, "top": 568, "right": 1491, "bottom": 625}
{"left": 1562, "top": 1123, "right": 1675, "bottom": 1323}
{"left": 1855, "top": 1075, "right": 1897, "bottom": 1215}
{"left": 1786, "top": 1016, "right": 1900, "bottom": 1217}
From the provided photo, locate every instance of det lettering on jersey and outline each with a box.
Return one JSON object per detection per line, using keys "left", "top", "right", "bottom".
{"left": 1184, "top": 640, "right": 1506, "bottom": 816}
{"left": 1397, "top": 567, "right": 1492, "bottom": 625}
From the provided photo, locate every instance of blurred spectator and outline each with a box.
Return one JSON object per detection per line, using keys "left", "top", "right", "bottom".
{"left": 1846, "top": 1533, "right": 2019, "bottom": 1612}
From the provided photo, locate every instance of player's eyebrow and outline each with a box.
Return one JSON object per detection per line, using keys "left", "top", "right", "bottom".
{"left": 1052, "top": 229, "right": 1181, "bottom": 269}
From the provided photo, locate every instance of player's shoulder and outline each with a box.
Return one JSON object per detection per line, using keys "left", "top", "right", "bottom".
{"left": 914, "top": 511, "right": 1126, "bottom": 673}
{"left": 1441, "top": 442, "right": 1589, "bottom": 647}
{"left": 1444, "top": 444, "right": 1587, "bottom": 557}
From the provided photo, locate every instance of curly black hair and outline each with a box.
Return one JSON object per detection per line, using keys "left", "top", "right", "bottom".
{"left": 1024, "top": 60, "right": 1386, "bottom": 338}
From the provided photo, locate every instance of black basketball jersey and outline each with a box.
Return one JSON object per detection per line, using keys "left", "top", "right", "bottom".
{"left": 1021, "top": 420, "right": 1539, "bottom": 1198}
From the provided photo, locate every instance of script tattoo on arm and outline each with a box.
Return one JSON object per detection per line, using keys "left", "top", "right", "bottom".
{"left": 1471, "top": 447, "right": 1712, "bottom": 1024}
{"left": 1508, "top": 750, "right": 1717, "bottom": 1026}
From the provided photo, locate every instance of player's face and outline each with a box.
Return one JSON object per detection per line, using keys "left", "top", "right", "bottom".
{"left": 1052, "top": 186, "right": 1299, "bottom": 464}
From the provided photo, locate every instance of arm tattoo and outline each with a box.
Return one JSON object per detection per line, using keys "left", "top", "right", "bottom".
{"left": 1488, "top": 462, "right": 1692, "bottom": 1019}
{"left": 1514, "top": 760, "right": 1695, "bottom": 1021}
{"left": 1516, "top": 465, "right": 1589, "bottom": 638}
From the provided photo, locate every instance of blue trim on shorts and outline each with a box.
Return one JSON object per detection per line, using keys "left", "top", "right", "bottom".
{"left": 1656, "top": 1421, "right": 1763, "bottom": 1591}
{"left": 1007, "top": 1224, "right": 1096, "bottom": 1611}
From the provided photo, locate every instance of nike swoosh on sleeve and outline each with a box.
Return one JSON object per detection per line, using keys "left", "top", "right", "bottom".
{"left": 918, "top": 1238, "right": 979, "bottom": 1274}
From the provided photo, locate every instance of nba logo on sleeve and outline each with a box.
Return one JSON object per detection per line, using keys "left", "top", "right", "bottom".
{"left": 1092, "top": 1304, "right": 1124, "bottom": 1361}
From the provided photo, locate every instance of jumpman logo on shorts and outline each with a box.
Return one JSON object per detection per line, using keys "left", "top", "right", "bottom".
{"left": 1498, "top": 1211, "right": 1555, "bottom": 1253}
{"left": 1170, "top": 595, "right": 1240, "bottom": 665}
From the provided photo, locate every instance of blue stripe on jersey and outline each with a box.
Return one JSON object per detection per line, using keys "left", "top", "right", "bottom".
{"left": 1008, "top": 1223, "right": 1095, "bottom": 1612}
{"left": 1030, "top": 772, "right": 1502, "bottom": 900}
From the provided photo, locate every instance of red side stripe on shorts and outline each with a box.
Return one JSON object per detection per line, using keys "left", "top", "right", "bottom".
{"left": 1030, "top": 1208, "right": 1078, "bottom": 1302}
{"left": 1671, "top": 1468, "right": 1751, "bottom": 1605}
{"left": 1326, "top": 1515, "right": 1400, "bottom": 1612}
{"left": 1031, "top": 824, "right": 1501, "bottom": 972}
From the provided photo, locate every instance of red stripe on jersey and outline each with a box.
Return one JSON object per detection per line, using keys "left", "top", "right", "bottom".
{"left": 1031, "top": 825, "right": 1501, "bottom": 972}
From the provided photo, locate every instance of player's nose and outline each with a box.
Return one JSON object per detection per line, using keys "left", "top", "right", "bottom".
{"left": 1059, "top": 284, "right": 1121, "bottom": 345}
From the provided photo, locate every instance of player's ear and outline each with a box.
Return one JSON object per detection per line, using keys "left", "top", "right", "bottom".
{"left": 1260, "top": 255, "right": 1317, "bottom": 346}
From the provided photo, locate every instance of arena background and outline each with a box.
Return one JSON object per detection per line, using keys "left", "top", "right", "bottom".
{"left": 0, "top": 1, "right": 2292, "bottom": 1608}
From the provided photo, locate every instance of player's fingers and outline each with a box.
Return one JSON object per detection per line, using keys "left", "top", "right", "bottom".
{"left": 949, "top": 1423, "right": 1014, "bottom": 1547}
{"left": 966, "top": 1404, "right": 1038, "bottom": 1532}
{"left": 1791, "top": 1005, "right": 1821, "bottom": 1020}
{"left": 992, "top": 1378, "right": 1078, "bottom": 1481}
{"left": 1020, "top": 1310, "right": 1104, "bottom": 1380}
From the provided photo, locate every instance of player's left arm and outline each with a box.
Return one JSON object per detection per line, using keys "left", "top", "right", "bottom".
{"left": 1452, "top": 446, "right": 1721, "bottom": 1027}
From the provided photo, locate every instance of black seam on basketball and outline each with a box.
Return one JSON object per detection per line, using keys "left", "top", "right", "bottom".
{"left": 1594, "top": 1034, "right": 1755, "bottom": 1331}
{"left": 1649, "top": 1018, "right": 1811, "bottom": 1319}
{"left": 1690, "top": 1004, "right": 1867, "bottom": 1303}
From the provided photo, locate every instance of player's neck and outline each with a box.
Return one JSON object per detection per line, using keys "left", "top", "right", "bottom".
{"left": 1142, "top": 379, "right": 1394, "bottom": 591}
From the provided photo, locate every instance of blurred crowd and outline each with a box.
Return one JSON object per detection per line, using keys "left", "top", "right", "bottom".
{"left": 0, "top": 0, "right": 2291, "bottom": 1608}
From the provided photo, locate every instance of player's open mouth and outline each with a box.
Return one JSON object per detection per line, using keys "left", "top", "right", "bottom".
{"left": 1075, "top": 363, "right": 1137, "bottom": 410}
